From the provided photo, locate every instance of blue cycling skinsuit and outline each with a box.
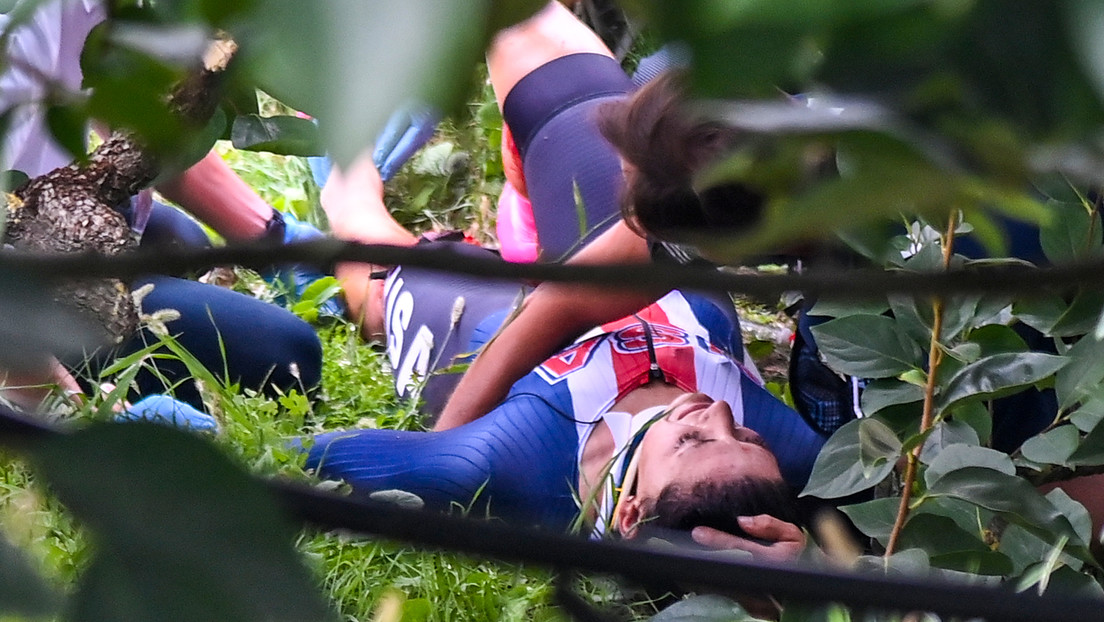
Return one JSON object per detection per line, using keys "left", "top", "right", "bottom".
{"left": 305, "top": 290, "right": 827, "bottom": 532}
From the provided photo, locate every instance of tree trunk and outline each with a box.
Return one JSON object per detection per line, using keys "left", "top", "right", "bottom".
{"left": 3, "top": 40, "right": 232, "bottom": 346}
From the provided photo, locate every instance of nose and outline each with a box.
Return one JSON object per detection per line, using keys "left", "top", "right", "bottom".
{"left": 669, "top": 396, "right": 735, "bottom": 430}
{"left": 699, "top": 400, "right": 737, "bottom": 431}
{"left": 665, "top": 393, "right": 714, "bottom": 423}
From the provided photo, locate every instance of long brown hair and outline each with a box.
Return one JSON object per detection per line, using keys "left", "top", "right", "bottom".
{"left": 597, "top": 72, "right": 765, "bottom": 240}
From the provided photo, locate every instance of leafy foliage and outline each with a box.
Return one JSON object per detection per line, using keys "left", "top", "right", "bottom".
{"left": 799, "top": 208, "right": 1104, "bottom": 598}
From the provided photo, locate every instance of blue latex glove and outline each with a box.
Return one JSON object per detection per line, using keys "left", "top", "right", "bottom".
{"left": 266, "top": 210, "right": 347, "bottom": 319}
{"left": 371, "top": 101, "right": 441, "bottom": 181}
{"left": 306, "top": 154, "right": 333, "bottom": 189}
{"left": 116, "top": 395, "right": 219, "bottom": 432}
{"left": 305, "top": 102, "right": 439, "bottom": 188}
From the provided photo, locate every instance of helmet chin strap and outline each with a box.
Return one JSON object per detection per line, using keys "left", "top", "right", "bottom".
{"left": 611, "top": 403, "right": 672, "bottom": 533}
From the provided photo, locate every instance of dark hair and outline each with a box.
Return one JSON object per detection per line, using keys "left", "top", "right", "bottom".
{"left": 637, "top": 476, "right": 801, "bottom": 542}
{"left": 597, "top": 71, "right": 766, "bottom": 240}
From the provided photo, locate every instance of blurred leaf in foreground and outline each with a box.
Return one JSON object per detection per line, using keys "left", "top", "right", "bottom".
{"left": 34, "top": 423, "right": 333, "bottom": 622}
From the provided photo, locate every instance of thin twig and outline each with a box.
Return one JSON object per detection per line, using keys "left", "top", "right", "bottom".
{"left": 885, "top": 211, "right": 958, "bottom": 556}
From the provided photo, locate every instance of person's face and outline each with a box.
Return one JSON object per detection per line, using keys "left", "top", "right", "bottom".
{"left": 631, "top": 392, "right": 783, "bottom": 501}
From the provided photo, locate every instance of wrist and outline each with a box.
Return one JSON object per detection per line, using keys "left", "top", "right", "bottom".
{"left": 262, "top": 208, "right": 286, "bottom": 243}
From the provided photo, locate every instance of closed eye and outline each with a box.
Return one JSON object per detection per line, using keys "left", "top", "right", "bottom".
{"left": 676, "top": 430, "right": 708, "bottom": 448}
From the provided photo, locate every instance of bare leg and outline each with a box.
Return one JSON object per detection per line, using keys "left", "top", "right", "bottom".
{"left": 488, "top": 1, "right": 614, "bottom": 193}
{"left": 487, "top": 1, "right": 614, "bottom": 110}
{"left": 321, "top": 151, "right": 418, "bottom": 340}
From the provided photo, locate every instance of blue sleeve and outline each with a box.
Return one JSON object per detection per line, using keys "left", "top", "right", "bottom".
{"left": 682, "top": 291, "right": 743, "bottom": 358}
{"left": 303, "top": 392, "right": 582, "bottom": 530}
{"left": 739, "top": 374, "right": 827, "bottom": 490}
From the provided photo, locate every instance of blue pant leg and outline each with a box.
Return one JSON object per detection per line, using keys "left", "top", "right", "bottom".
{"left": 113, "top": 276, "right": 322, "bottom": 407}
{"left": 140, "top": 201, "right": 212, "bottom": 249}
{"left": 121, "top": 199, "right": 212, "bottom": 249}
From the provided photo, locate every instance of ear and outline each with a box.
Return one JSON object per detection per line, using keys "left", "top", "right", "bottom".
{"left": 616, "top": 495, "right": 646, "bottom": 539}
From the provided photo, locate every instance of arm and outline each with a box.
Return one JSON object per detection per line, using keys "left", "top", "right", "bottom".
{"left": 433, "top": 220, "right": 657, "bottom": 430}
{"left": 154, "top": 151, "right": 275, "bottom": 241}
{"left": 691, "top": 515, "right": 806, "bottom": 563}
{"left": 0, "top": 358, "right": 83, "bottom": 413}
{"left": 320, "top": 152, "right": 418, "bottom": 338}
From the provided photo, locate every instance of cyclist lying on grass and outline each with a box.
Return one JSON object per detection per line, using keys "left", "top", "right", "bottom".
{"left": 300, "top": 151, "right": 828, "bottom": 561}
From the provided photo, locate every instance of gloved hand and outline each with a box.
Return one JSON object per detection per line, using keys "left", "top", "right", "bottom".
{"left": 306, "top": 101, "right": 439, "bottom": 188}
{"left": 264, "top": 210, "right": 347, "bottom": 320}
{"left": 116, "top": 394, "right": 219, "bottom": 433}
{"left": 372, "top": 101, "right": 441, "bottom": 181}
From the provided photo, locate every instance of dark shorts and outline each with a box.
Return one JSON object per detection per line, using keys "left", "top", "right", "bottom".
{"left": 502, "top": 53, "right": 633, "bottom": 261}
{"left": 382, "top": 239, "right": 529, "bottom": 421}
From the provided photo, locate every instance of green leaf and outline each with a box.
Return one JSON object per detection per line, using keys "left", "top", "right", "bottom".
{"left": 243, "top": 0, "right": 489, "bottom": 167}
{"left": 859, "top": 415, "right": 904, "bottom": 477}
{"left": 1044, "top": 488, "right": 1093, "bottom": 547}
{"left": 927, "top": 467, "right": 1085, "bottom": 549}
{"left": 811, "top": 314, "right": 924, "bottom": 378}
{"left": 802, "top": 418, "right": 900, "bottom": 499}
{"left": 1069, "top": 396, "right": 1104, "bottom": 432}
{"left": 945, "top": 342, "right": 982, "bottom": 364}
{"left": 917, "top": 495, "right": 997, "bottom": 542}
{"left": 1051, "top": 289, "right": 1104, "bottom": 337}
{"left": 1011, "top": 288, "right": 1103, "bottom": 339}
{"left": 951, "top": 401, "right": 993, "bottom": 446}
{"left": 1067, "top": 414, "right": 1104, "bottom": 466}
{"left": 401, "top": 597, "right": 432, "bottom": 622}
{"left": 1027, "top": 565, "right": 1104, "bottom": 599}
{"left": 702, "top": 131, "right": 967, "bottom": 259}
{"left": 107, "top": 21, "right": 210, "bottom": 67}
{"left": 917, "top": 420, "right": 980, "bottom": 464}
{"left": 967, "top": 294, "right": 1017, "bottom": 329}
{"left": 0, "top": 529, "right": 61, "bottom": 618}
{"left": 45, "top": 104, "right": 90, "bottom": 163}
{"left": 1038, "top": 199, "right": 1103, "bottom": 264}
{"left": 34, "top": 424, "right": 333, "bottom": 622}
{"left": 886, "top": 294, "right": 932, "bottom": 345}
{"left": 1055, "top": 333, "right": 1104, "bottom": 410}
{"left": 1013, "top": 295, "right": 1070, "bottom": 334}
{"left": 839, "top": 497, "right": 899, "bottom": 544}
{"left": 231, "top": 114, "right": 324, "bottom": 156}
{"left": 0, "top": 168, "right": 29, "bottom": 192}
{"left": 999, "top": 523, "right": 1082, "bottom": 577}
{"left": 859, "top": 379, "right": 923, "bottom": 417}
{"left": 1016, "top": 535, "right": 1070, "bottom": 596}
{"left": 779, "top": 602, "right": 850, "bottom": 622}
{"left": 853, "top": 548, "right": 931, "bottom": 576}
{"left": 745, "top": 340, "right": 775, "bottom": 361}
{"left": 936, "top": 352, "right": 1068, "bottom": 413}
{"left": 923, "top": 444, "right": 1014, "bottom": 489}
{"left": 81, "top": 30, "right": 187, "bottom": 155}
{"left": 1019, "top": 425, "right": 1080, "bottom": 467}
{"left": 898, "top": 514, "right": 1013, "bottom": 576}
{"left": 807, "top": 297, "right": 889, "bottom": 318}
{"left": 966, "top": 324, "right": 1029, "bottom": 357}
{"left": 650, "top": 594, "right": 758, "bottom": 622}
{"left": 939, "top": 295, "right": 985, "bottom": 343}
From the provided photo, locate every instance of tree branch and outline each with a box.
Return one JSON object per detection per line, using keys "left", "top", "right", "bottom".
{"left": 2, "top": 238, "right": 1103, "bottom": 302}
{"left": 885, "top": 212, "right": 958, "bottom": 556}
